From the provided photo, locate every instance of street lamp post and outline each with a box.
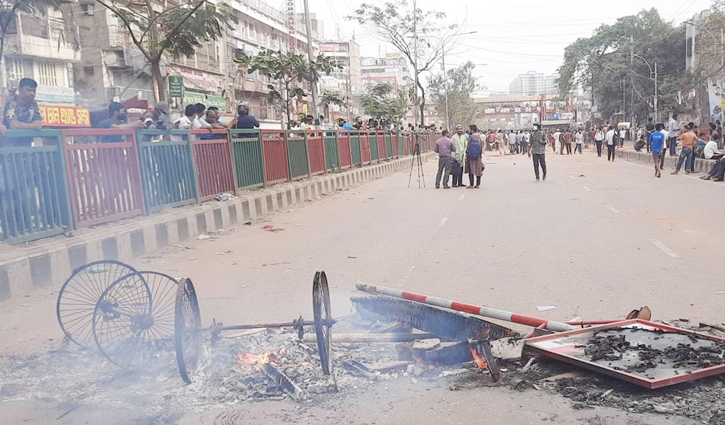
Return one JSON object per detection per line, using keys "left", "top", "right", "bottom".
{"left": 633, "top": 54, "right": 658, "bottom": 122}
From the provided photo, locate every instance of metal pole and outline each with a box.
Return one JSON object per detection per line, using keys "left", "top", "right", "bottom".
{"left": 355, "top": 283, "right": 576, "bottom": 332}
{"left": 443, "top": 49, "right": 449, "bottom": 131}
{"left": 630, "top": 35, "right": 635, "bottom": 127}
{"left": 413, "top": 0, "right": 419, "bottom": 129}
{"left": 654, "top": 62, "right": 658, "bottom": 123}
{"left": 302, "top": 0, "right": 318, "bottom": 122}
{"left": 721, "top": 28, "right": 724, "bottom": 99}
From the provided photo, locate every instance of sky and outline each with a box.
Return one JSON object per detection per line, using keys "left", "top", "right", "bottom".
{"left": 296, "top": 0, "right": 712, "bottom": 95}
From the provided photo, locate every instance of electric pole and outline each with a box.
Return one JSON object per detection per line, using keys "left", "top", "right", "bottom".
{"left": 302, "top": 0, "right": 319, "bottom": 122}
{"left": 630, "top": 35, "right": 634, "bottom": 127}
{"left": 413, "top": 0, "right": 419, "bottom": 129}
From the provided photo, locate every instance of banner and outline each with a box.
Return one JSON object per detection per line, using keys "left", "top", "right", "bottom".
{"left": 182, "top": 91, "right": 226, "bottom": 112}
{"left": 39, "top": 105, "right": 91, "bottom": 127}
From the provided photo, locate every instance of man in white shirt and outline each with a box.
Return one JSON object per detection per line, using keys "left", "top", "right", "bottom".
{"left": 704, "top": 138, "right": 722, "bottom": 160}
{"left": 192, "top": 103, "right": 212, "bottom": 129}
{"left": 665, "top": 114, "right": 679, "bottom": 156}
{"left": 174, "top": 104, "right": 196, "bottom": 129}
{"left": 594, "top": 127, "right": 605, "bottom": 157}
{"left": 605, "top": 125, "right": 616, "bottom": 161}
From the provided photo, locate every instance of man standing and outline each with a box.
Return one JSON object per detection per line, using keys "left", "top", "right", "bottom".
{"left": 605, "top": 125, "right": 617, "bottom": 161}
{"left": 521, "top": 129, "right": 529, "bottom": 156}
{"left": 1, "top": 78, "right": 43, "bottom": 145}
{"left": 665, "top": 113, "right": 679, "bottom": 156}
{"left": 672, "top": 123, "right": 697, "bottom": 175}
{"left": 434, "top": 129, "right": 455, "bottom": 189}
{"left": 563, "top": 128, "right": 573, "bottom": 154}
{"left": 451, "top": 125, "right": 467, "bottom": 188}
{"left": 645, "top": 118, "right": 655, "bottom": 152}
{"left": 192, "top": 103, "right": 212, "bottom": 129}
{"left": 649, "top": 123, "right": 666, "bottom": 178}
{"left": 528, "top": 123, "right": 548, "bottom": 182}
{"left": 594, "top": 126, "right": 605, "bottom": 157}
{"left": 575, "top": 129, "right": 584, "bottom": 153}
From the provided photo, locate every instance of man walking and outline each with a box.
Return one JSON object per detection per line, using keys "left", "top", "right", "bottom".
{"left": 649, "top": 123, "right": 665, "bottom": 178}
{"left": 672, "top": 123, "right": 697, "bottom": 175}
{"left": 665, "top": 114, "right": 679, "bottom": 156}
{"left": 521, "top": 129, "right": 529, "bottom": 155}
{"left": 645, "top": 118, "right": 655, "bottom": 152}
{"left": 528, "top": 123, "right": 548, "bottom": 182}
{"left": 451, "top": 125, "right": 467, "bottom": 187}
{"left": 606, "top": 125, "right": 617, "bottom": 161}
{"left": 594, "top": 126, "right": 605, "bottom": 157}
{"left": 434, "top": 129, "right": 455, "bottom": 189}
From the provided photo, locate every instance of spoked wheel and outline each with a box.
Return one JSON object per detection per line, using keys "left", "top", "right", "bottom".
{"left": 56, "top": 260, "right": 137, "bottom": 348}
{"left": 175, "top": 278, "right": 202, "bottom": 384}
{"left": 313, "top": 271, "right": 333, "bottom": 375}
{"left": 92, "top": 271, "right": 179, "bottom": 369}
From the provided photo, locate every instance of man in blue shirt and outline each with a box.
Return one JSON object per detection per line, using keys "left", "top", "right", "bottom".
{"left": 649, "top": 123, "right": 666, "bottom": 178}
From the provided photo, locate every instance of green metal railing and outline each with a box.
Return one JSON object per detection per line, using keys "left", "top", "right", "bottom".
{"left": 136, "top": 130, "right": 198, "bottom": 212}
{"left": 286, "top": 130, "right": 310, "bottom": 180}
{"left": 323, "top": 131, "right": 339, "bottom": 171}
{"left": 385, "top": 133, "right": 394, "bottom": 159}
{"left": 229, "top": 129, "right": 265, "bottom": 189}
{"left": 350, "top": 131, "right": 362, "bottom": 165}
{"left": 369, "top": 131, "right": 379, "bottom": 162}
{"left": 0, "top": 130, "right": 72, "bottom": 244}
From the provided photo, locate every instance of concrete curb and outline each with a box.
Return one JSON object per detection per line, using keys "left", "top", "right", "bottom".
{"left": 617, "top": 149, "right": 716, "bottom": 174}
{"left": 0, "top": 153, "right": 434, "bottom": 303}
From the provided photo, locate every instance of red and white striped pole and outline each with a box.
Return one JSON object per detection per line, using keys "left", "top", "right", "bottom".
{"left": 355, "top": 283, "right": 576, "bottom": 333}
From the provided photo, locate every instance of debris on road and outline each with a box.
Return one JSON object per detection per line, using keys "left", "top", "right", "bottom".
{"left": 348, "top": 255, "right": 359, "bottom": 259}
{"left": 536, "top": 305, "right": 558, "bottom": 312}
{"left": 196, "top": 234, "right": 211, "bottom": 240}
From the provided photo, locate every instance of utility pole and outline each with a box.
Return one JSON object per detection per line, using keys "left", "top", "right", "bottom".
{"left": 654, "top": 62, "right": 658, "bottom": 123}
{"left": 630, "top": 35, "right": 635, "bottom": 127}
{"left": 442, "top": 47, "right": 449, "bottom": 131}
{"left": 302, "top": 0, "right": 318, "bottom": 121}
{"left": 413, "top": 0, "right": 419, "bottom": 129}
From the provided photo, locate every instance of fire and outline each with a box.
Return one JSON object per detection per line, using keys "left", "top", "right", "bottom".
{"left": 469, "top": 347, "right": 489, "bottom": 370}
{"left": 236, "top": 348, "right": 287, "bottom": 367}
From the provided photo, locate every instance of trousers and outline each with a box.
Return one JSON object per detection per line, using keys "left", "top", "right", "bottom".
{"left": 451, "top": 159, "right": 464, "bottom": 187}
{"left": 435, "top": 156, "right": 452, "bottom": 187}
{"left": 574, "top": 144, "right": 582, "bottom": 153}
{"left": 607, "top": 144, "right": 616, "bottom": 161}
{"left": 668, "top": 137, "right": 678, "bottom": 156}
{"left": 675, "top": 147, "right": 693, "bottom": 172}
{"left": 564, "top": 142, "right": 572, "bottom": 154}
{"left": 532, "top": 154, "right": 547, "bottom": 179}
{"left": 595, "top": 141, "right": 603, "bottom": 156}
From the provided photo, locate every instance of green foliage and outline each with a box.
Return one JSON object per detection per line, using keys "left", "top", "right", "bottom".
{"left": 557, "top": 8, "right": 686, "bottom": 122}
{"left": 320, "top": 90, "right": 344, "bottom": 117}
{"left": 361, "top": 82, "right": 407, "bottom": 124}
{"left": 235, "top": 51, "right": 342, "bottom": 128}
{"left": 428, "top": 61, "right": 480, "bottom": 128}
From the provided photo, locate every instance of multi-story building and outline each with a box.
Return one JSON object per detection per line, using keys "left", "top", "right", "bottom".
{"left": 508, "top": 71, "right": 559, "bottom": 96}
{"left": 320, "top": 40, "right": 361, "bottom": 121}
{"left": 361, "top": 53, "right": 409, "bottom": 95}
{"left": 2, "top": 7, "right": 81, "bottom": 107}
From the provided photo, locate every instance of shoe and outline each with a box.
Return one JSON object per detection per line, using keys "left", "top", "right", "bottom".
{"left": 671, "top": 171, "right": 678, "bottom": 175}
{"left": 443, "top": 185, "right": 451, "bottom": 189}
{"left": 701, "top": 175, "right": 711, "bottom": 180}
{"left": 475, "top": 185, "right": 480, "bottom": 188}
{"left": 715, "top": 178, "right": 724, "bottom": 182}
{"left": 435, "top": 186, "right": 440, "bottom": 189}
{"left": 656, "top": 171, "right": 661, "bottom": 178}
{"left": 536, "top": 178, "right": 540, "bottom": 182}
{"left": 466, "top": 186, "right": 474, "bottom": 189}
{"left": 686, "top": 171, "right": 690, "bottom": 175}
{"left": 543, "top": 175, "right": 547, "bottom": 181}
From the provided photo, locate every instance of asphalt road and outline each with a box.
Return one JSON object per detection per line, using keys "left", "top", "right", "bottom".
{"left": 0, "top": 147, "right": 723, "bottom": 424}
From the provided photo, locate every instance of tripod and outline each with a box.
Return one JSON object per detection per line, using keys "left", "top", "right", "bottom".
{"left": 407, "top": 138, "right": 426, "bottom": 188}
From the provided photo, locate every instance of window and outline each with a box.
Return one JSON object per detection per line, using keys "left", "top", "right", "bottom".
{"left": 84, "top": 66, "right": 95, "bottom": 77}
{"left": 81, "top": 4, "right": 94, "bottom": 15}
{"left": 37, "top": 61, "right": 58, "bottom": 86}
{"left": 6, "top": 57, "right": 24, "bottom": 81}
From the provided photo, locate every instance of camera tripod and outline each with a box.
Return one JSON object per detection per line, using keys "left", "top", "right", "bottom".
{"left": 407, "top": 138, "right": 426, "bottom": 188}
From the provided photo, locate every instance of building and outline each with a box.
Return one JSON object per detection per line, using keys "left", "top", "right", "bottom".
{"left": 320, "top": 40, "right": 361, "bottom": 120}
{"left": 685, "top": 9, "right": 712, "bottom": 73}
{"left": 508, "top": 71, "right": 559, "bottom": 96}
{"left": 361, "top": 53, "right": 409, "bottom": 95}
{"left": 2, "top": 7, "right": 81, "bottom": 106}
{"left": 473, "top": 94, "right": 567, "bottom": 129}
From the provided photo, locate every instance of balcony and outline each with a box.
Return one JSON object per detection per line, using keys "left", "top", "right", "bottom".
{"left": 4, "top": 14, "right": 81, "bottom": 62}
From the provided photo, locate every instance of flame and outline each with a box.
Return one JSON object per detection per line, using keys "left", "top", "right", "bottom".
{"left": 236, "top": 348, "right": 287, "bottom": 367}
{"left": 412, "top": 355, "right": 423, "bottom": 364}
{"left": 469, "top": 347, "right": 488, "bottom": 370}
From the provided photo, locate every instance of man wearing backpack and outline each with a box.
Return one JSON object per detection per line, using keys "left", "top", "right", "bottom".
{"left": 434, "top": 129, "right": 456, "bottom": 189}
{"left": 594, "top": 126, "right": 605, "bottom": 157}
{"left": 466, "top": 125, "right": 484, "bottom": 188}
{"left": 528, "top": 123, "right": 548, "bottom": 182}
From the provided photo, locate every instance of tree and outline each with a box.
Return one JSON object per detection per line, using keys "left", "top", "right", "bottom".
{"left": 557, "top": 8, "right": 686, "bottom": 123}
{"left": 95, "top": 0, "right": 235, "bottom": 102}
{"left": 320, "top": 90, "right": 344, "bottom": 119}
{"left": 428, "top": 61, "right": 481, "bottom": 128}
{"left": 360, "top": 82, "right": 407, "bottom": 124}
{"left": 346, "top": 0, "right": 456, "bottom": 126}
{"left": 235, "top": 51, "right": 341, "bottom": 129}
{"left": 0, "top": 0, "right": 60, "bottom": 99}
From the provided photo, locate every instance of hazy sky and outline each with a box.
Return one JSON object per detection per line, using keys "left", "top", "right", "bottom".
{"left": 300, "top": 0, "right": 712, "bottom": 94}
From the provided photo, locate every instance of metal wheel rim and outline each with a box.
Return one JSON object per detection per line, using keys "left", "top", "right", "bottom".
{"left": 175, "top": 278, "right": 202, "bottom": 384}
{"left": 56, "top": 260, "right": 137, "bottom": 348}
{"left": 92, "top": 271, "right": 178, "bottom": 369}
{"left": 313, "top": 271, "right": 332, "bottom": 375}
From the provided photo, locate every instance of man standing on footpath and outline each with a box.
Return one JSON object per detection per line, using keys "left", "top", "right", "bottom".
{"left": 672, "top": 123, "right": 697, "bottom": 175}
{"left": 434, "top": 129, "right": 455, "bottom": 189}
{"left": 665, "top": 113, "right": 679, "bottom": 156}
{"left": 451, "top": 125, "right": 467, "bottom": 187}
{"left": 649, "top": 123, "right": 665, "bottom": 178}
{"left": 606, "top": 125, "right": 617, "bottom": 161}
{"left": 528, "top": 123, "right": 548, "bottom": 182}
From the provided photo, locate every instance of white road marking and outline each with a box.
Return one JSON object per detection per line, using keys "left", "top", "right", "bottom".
{"left": 650, "top": 239, "right": 680, "bottom": 258}
{"left": 604, "top": 203, "right": 620, "bottom": 214}
{"left": 569, "top": 175, "right": 575, "bottom": 180}
{"left": 460, "top": 194, "right": 466, "bottom": 200}
{"left": 439, "top": 217, "right": 449, "bottom": 227}
{"left": 583, "top": 186, "right": 592, "bottom": 192}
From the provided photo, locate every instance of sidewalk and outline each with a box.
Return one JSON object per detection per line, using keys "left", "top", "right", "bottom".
{"left": 0, "top": 153, "right": 433, "bottom": 303}
{"left": 617, "top": 147, "right": 717, "bottom": 174}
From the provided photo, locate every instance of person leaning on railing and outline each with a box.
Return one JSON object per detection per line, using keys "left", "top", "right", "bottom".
{"left": 1, "top": 78, "right": 43, "bottom": 146}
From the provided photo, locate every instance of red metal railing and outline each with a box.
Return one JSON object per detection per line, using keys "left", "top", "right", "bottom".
{"left": 360, "top": 132, "right": 371, "bottom": 164}
{"left": 376, "top": 132, "right": 387, "bottom": 159}
{"left": 61, "top": 129, "right": 144, "bottom": 228}
{"left": 337, "top": 131, "right": 352, "bottom": 169}
{"left": 261, "top": 130, "right": 289, "bottom": 184}
{"left": 190, "top": 129, "right": 236, "bottom": 202}
{"left": 306, "top": 130, "right": 326, "bottom": 175}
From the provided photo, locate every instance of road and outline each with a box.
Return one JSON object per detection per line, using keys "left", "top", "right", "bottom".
{"left": 1, "top": 147, "right": 723, "bottom": 424}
